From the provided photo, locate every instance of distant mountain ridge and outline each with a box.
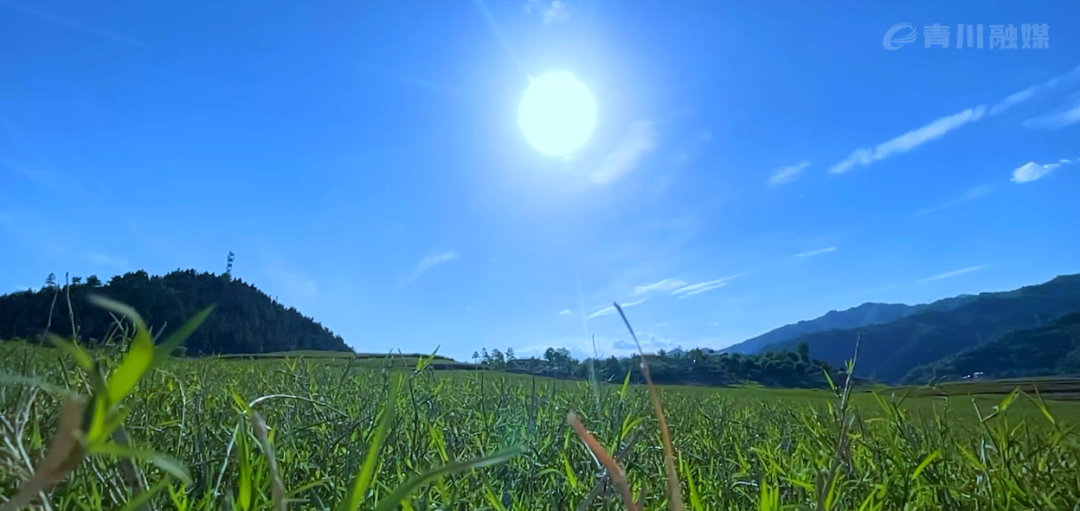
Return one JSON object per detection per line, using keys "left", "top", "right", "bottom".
{"left": 724, "top": 295, "right": 976, "bottom": 355}
{"left": 760, "top": 274, "right": 1080, "bottom": 382}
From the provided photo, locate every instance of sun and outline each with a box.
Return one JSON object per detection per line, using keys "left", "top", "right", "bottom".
{"left": 518, "top": 71, "right": 597, "bottom": 157}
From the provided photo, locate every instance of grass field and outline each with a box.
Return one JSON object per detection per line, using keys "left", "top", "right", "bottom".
{"left": 3, "top": 330, "right": 1080, "bottom": 510}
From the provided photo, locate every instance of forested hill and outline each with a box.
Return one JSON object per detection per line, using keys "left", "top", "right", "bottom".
{"left": 761, "top": 274, "right": 1080, "bottom": 382}
{"left": 903, "top": 312, "right": 1080, "bottom": 383}
{"left": 0, "top": 270, "right": 350, "bottom": 355}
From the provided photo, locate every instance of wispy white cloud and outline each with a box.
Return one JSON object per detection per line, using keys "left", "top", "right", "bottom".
{"left": 990, "top": 64, "right": 1080, "bottom": 116}
{"left": 829, "top": 106, "right": 987, "bottom": 175}
{"left": 559, "top": 309, "right": 572, "bottom": 315}
{"left": 915, "top": 184, "right": 994, "bottom": 216}
{"left": 587, "top": 298, "right": 646, "bottom": 319}
{"left": 542, "top": 0, "right": 569, "bottom": 23}
{"left": 591, "top": 120, "right": 658, "bottom": 185}
{"left": 633, "top": 278, "right": 687, "bottom": 295}
{"left": 1023, "top": 101, "right": 1080, "bottom": 130}
{"left": 524, "top": 0, "right": 569, "bottom": 23}
{"left": 768, "top": 161, "right": 810, "bottom": 186}
{"left": 671, "top": 274, "right": 743, "bottom": 298}
{"left": 403, "top": 251, "right": 458, "bottom": 285}
{"left": 918, "top": 265, "right": 990, "bottom": 283}
{"left": 1011, "top": 159, "right": 1072, "bottom": 183}
{"left": 794, "top": 247, "right": 837, "bottom": 258}
{"left": 83, "top": 252, "right": 129, "bottom": 268}
{"left": 0, "top": 1, "right": 147, "bottom": 48}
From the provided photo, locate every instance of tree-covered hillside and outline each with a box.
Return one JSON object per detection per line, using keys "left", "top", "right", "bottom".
{"left": 761, "top": 274, "right": 1080, "bottom": 382}
{"left": 0, "top": 270, "right": 350, "bottom": 355}
{"left": 904, "top": 312, "right": 1080, "bottom": 382}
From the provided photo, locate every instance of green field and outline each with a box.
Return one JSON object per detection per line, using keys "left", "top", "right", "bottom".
{"left": 3, "top": 337, "right": 1080, "bottom": 511}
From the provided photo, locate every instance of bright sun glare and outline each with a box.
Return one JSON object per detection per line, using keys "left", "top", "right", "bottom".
{"left": 518, "top": 71, "right": 597, "bottom": 157}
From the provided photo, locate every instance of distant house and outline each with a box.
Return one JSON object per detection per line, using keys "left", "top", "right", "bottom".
{"left": 668, "top": 347, "right": 686, "bottom": 358}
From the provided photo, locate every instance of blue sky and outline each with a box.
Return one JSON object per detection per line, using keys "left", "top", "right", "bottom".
{"left": 2, "top": 0, "right": 1078, "bottom": 361}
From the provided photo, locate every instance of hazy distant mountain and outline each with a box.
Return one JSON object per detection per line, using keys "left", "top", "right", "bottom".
{"left": 760, "top": 274, "right": 1080, "bottom": 382}
{"left": 723, "top": 296, "right": 975, "bottom": 355}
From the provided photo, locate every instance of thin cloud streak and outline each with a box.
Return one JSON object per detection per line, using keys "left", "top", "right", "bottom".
{"left": 829, "top": 106, "right": 986, "bottom": 174}
{"left": 990, "top": 64, "right": 1080, "bottom": 116}
{"left": 559, "top": 309, "right": 572, "bottom": 315}
{"left": 0, "top": 1, "right": 147, "bottom": 48}
{"left": 915, "top": 184, "right": 994, "bottom": 216}
{"left": 919, "top": 265, "right": 991, "bottom": 283}
{"left": 1024, "top": 102, "right": 1080, "bottom": 130}
{"left": 587, "top": 298, "right": 646, "bottom": 319}
{"left": 633, "top": 278, "right": 687, "bottom": 295}
{"left": 794, "top": 247, "right": 837, "bottom": 258}
{"left": 403, "top": 251, "right": 458, "bottom": 286}
{"left": 591, "top": 120, "right": 657, "bottom": 184}
{"left": 768, "top": 161, "right": 810, "bottom": 186}
{"left": 671, "top": 274, "right": 743, "bottom": 298}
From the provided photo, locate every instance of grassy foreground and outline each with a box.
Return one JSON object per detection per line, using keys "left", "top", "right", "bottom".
{"left": 3, "top": 326, "right": 1080, "bottom": 509}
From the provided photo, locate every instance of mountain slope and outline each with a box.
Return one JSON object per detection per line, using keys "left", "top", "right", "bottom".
{"left": 0, "top": 269, "right": 350, "bottom": 355}
{"left": 760, "top": 274, "right": 1080, "bottom": 382}
{"left": 725, "top": 295, "right": 975, "bottom": 355}
{"left": 904, "top": 312, "right": 1080, "bottom": 382}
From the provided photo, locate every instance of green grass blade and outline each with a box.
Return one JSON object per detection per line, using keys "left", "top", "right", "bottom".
{"left": 0, "top": 373, "right": 73, "bottom": 396}
{"left": 562, "top": 453, "right": 578, "bottom": 490}
{"left": 117, "top": 476, "right": 173, "bottom": 511}
{"left": 107, "top": 326, "right": 155, "bottom": 405}
{"left": 620, "top": 368, "right": 632, "bottom": 400}
{"left": 337, "top": 374, "right": 402, "bottom": 511}
{"left": 91, "top": 443, "right": 192, "bottom": 485}
{"left": 46, "top": 334, "right": 94, "bottom": 371}
{"left": 416, "top": 345, "right": 440, "bottom": 373}
{"left": 996, "top": 386, "right": 1021, "bottom": 413}
{"left": 910, "top": 449, "right": 941, "bottom": 480}
{"left": 88, "top": 294, "right": 147, "bottom": 330}
{"left": 373, "top": 446, "right": 525, "bottom": 511}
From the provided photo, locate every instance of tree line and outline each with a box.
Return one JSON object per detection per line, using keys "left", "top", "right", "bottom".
{"left": 472, "top": 343, "right": 841, "bottom": 388}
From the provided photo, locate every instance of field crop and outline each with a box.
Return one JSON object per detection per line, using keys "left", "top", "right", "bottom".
{"left": 2, "top": 304, "right": 1080, "bottom": 510}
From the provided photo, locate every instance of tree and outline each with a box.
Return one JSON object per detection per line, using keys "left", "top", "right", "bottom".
{"left": 490, "top": 348, "right": 505, "bottom": 368}
{"left": 86, "top": 275, "right": 102, "bottom": 287}
{"left": 45, "top": 273, "right": 56, "bottom": 288}
{"left": 796, "top": 342, "right": 810, "bottom": 363}
{"left": 472, "top": 351, "right": 480, "bottom": 364}
{"left": 505, "top": 347, "right": 515, "bottom": 361}
{"left": 71, "top": 276, "right": 83, "bottom": 286}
